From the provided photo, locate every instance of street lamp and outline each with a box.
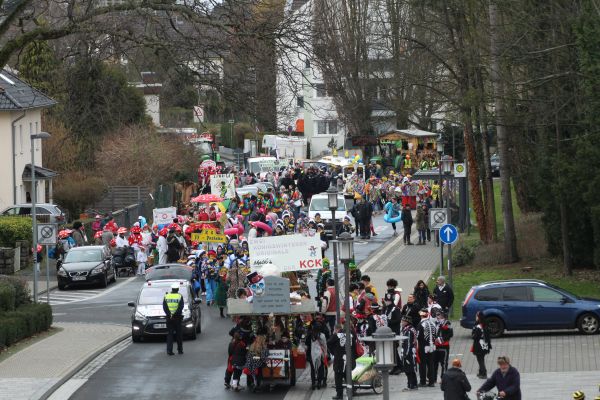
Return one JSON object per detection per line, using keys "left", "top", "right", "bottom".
{"left": 336, "top": 231, "right": 354, "bottom": 399}
{"left": 327, "top": 184, "right": 341, "bottom": 322}
{"left": 31, "top": 131, "right": 51, "bottom": 303}
{"left": 436, "top": 133, "right": 446, "bottom": 276}
{"left": 441, "top": 155, "right": 454, "bottom": 175}
{"left": 362, "top": 326, "right": 404, "bottom": 400}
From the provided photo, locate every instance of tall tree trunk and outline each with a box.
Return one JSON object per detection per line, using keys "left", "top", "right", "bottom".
{"left": 488, "top": 1, "right": 518, "bottom": 261}
{"left": 462, "top": 107, "right": 489, "bottom": 242}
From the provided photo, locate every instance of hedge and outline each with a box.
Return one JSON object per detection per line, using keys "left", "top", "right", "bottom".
{"left": 0, "top": 216, "right": 32, "bottom": 247}
{"left": 0, "top": 282, "right": 16, "bottom": 312}
{"left": 0, "top": 275, "right": 31, "bottom": 308}
{"left": 0, "top": 303, "right": 53, "bottom": 348}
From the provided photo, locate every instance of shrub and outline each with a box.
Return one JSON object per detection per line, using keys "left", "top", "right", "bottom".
{"left": 452, "top": 242, "right": 478, "bottom": 267}
{"left": 0, "top": 275, "right": 31, "bottom": 307}
{"left": 0, "top": 282, "right": 16, "bottom": 311}
{"left": 0, "top": 217, "right": 32, "bottom": 247}
{"left": 0, "top": 303, "right": 52, "bottom": 348}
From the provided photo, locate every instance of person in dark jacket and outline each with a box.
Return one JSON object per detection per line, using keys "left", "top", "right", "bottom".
{"left": 383, "top": 290, "right": 402, "bottom": 375}
{"left": 226, "top": 332, "right": 248, "bottom": 391}
{"left": 477, "top": 356, "right": 521, "bottom": 400}
{"left": 327, "top": 324, "right": 356, "bottom": 400}
{"left": 401, "top": 294, "right": 421, "bottom": 327}
{"left": 413, "top": 280, "right": 430, "bottom": 309}
{"left": 471, "top": 311, "right": 492, "bottom": 378}
{"left": 441, "top": 358, "right": 471, "bottom": 400}
{"left": 401, "top": 204, "right": 414, "bottom": 245}
{"left": 166, "top": 229, "right": 182, "bottom": 263}
{"left": 433, "top": 276, "right": 454, "bottom": 313}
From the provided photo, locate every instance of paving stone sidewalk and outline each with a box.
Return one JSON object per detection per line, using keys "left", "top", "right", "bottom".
{"left": 0, "top": 322, "right": 129, "bottom": 400}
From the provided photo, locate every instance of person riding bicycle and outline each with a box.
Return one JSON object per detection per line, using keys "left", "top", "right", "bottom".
{"left": 477, "top": 356, "right": 521, "bottom": 399}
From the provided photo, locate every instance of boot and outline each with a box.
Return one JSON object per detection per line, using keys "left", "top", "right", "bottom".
{"left": 219, "top": 307, "right": 225, "bottom": 318}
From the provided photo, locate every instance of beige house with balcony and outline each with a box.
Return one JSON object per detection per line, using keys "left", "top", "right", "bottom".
{"left": 0, "top": 69, "right": 56, "bottom": 211}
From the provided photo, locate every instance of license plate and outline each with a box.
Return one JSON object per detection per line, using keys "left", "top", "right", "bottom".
{"left": 154, "top": 323, "right": 166, "bottom": 329}
{"left": 72, "top": 276, "right": 86, "bottom": 281}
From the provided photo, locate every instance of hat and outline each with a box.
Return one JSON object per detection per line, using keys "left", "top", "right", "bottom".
{"left": 159, "top": 227, "right": 169, "bottom": 236}
{"left": 354, "top": 193, "right": 362, "bottom": 200}
{"left": 419, "top": 308, "right": 429, "bottom": 317}
{"left": 343, "top": 215, "right": 351, "bottom": 221}
{"left": 348, "top": 261, "right": 356, "bottom": 269}
{"left": 94, "top": 231, "right": 103, "bottom": 239}
{"left": 246, "top": 271, "right": 263, "bottom": 284}
{"left": 572, "top": 391, "right": 585, "bottom": 400}
{"left": 117, "top": 227, "right": 128, "bottom": 234}
{"left": 171, "top": 283, "right": 180, "bottom": 290}
{"left": 95, "top": 214, "right": 102, "bottom": 219}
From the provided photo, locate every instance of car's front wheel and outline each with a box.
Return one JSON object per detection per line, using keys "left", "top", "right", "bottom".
{"left": 58, "top": 283, "right": 66, "bottom": 291}
{"left": 100, "top": 273, "right": 108, "bottom": 288}
{"left": 577, "top": 313, "right": 599, "bottom": 335}
{"left": 486, "top": 315, "right": 505, "bottom": 338}
{"left": 132, "top": 332, "right": 142, "bottom": 342}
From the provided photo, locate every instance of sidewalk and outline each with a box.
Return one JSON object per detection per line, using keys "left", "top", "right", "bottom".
{"left": 284, "top": 224, "right": 600, "bottom": 400}
{"left": 0, "top": 322, "right": 129, "bottom": 400}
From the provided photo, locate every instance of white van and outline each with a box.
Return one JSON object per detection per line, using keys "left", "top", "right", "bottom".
{"left": 308, "top": 193, "right": 348, "bottom": 236}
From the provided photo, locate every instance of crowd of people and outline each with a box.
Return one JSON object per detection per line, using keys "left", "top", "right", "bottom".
{"left": 49, "top": 159, "right": 526, "bottom": 398}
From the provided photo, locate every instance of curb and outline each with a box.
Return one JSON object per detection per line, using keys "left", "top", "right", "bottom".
{"left": 357, "top": 234, "right": 402, "bottom": 272}
{"left": 39, "top": 283, "right": 58, "bottom": 296}
{"left": 39, "top": 331, "right": 130, "bottom": 400}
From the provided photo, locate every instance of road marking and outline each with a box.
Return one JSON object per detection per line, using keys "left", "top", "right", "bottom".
{"left": 41, "top": 277, "right": 136, "bottom": 306}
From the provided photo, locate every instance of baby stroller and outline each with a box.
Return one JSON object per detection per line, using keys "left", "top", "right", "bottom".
{"left": 351, "top": 356, "right": 383, "bottom": 394}
{"left": 112, "top": 247, "right": 136, "bottom": 277}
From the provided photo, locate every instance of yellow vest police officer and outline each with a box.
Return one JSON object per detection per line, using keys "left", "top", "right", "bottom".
{"left": 163, "top": 283, "right": 184, "bottom": 355}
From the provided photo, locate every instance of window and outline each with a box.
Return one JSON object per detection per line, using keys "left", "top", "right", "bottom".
{"left": 317, "top": 120, "right": 328, "bottom": 135}
{"left": 2, "top": 207, "right": 18, "bottom": 215}
{"left": 64, "top": 249, "right": 104, "bottom": 263}
{"left": 502, "top": 286, "right": 530, "bottom": 301}
{"left": 474, "top": 288, "right": 503, "bottom": 301}
{"left": 18, "top": 207, "right": 31, "bottom": 215}
{"left": 315, "top": 83, "right": 328, "bottom": 97}
{"left": 532, "top": 287, "right": 564, "bottom": 302}
{"left": 297, "top": 96, "right": 304, "bottom": 108}
{"left": 328, "top": 121, "right": 338, "bottom": 135}
{"left": 316, "top": 120, "right": 338, "bottom": 135}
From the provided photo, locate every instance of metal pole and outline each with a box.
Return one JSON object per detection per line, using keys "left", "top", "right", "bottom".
{"left": 438, "top": 157, "right": 443, "bottom": 276}
{"left": 448, "top": 244, "right": 453, "bottom": 318}
{"left": 331, "top": 208, "right": 341, "bottom": 323}
{"left": 343, "top": 260, "right": 353, "bottom": 400}
{"left": 46, "top": 246, "right": 50, "bottom": 303}
{"left": 382, "top": 369, "right": 390, "bottom": 400}
{"left": 31, "top": 137, "right": 38, "bottom": 303}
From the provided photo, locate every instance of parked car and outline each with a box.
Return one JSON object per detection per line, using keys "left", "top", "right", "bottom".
{"left": 144, "top": 264, "right": 194, "bottom": 282}
{"left": 57, "top": 246, "right": 116, "bottom": 290}
{"left": 1, "top": 203, "right": 65, "bottom": 223}
{"left": 490, "top": 155, "right": 500, "bottom": 177}
{"left": 460, "top": 279, "right": 600, "bottom": 337}
{"left": 128, "top": 279, "right": 201, "bottom": 342}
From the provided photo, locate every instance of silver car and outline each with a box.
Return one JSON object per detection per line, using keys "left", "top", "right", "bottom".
{"left": 1, "top": 203, "right": 65, "bottom": 223}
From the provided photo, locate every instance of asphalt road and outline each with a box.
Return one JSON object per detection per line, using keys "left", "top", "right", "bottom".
{"left": 56, "top": 214, "right": 397, "bottom": 400}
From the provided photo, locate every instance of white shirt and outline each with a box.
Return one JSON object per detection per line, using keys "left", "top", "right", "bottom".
{"left": 115, "top": 236, "right": 128, "bottom": 248}
{"left": 156, "top": 236, "right": 168, "bottom": 254}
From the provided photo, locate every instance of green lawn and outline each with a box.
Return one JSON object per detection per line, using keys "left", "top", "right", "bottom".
{"left": 431, "top": 258, "right": 600, "bottom": 319}
{"left": 468, "top": 179, "right": 520, "bottom": 239}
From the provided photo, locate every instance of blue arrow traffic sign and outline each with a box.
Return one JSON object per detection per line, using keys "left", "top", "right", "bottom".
{"left": 439, "top": 224, "right": 458, "bottom": 245}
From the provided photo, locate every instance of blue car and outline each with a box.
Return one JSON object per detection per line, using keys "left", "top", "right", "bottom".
{"left": 460, "top": 279, "right": 600, "bottom": 337}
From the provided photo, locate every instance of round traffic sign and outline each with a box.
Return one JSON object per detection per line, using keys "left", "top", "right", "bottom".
{"left": 40, "top": 226, "right": 54, "bottom": 239}
{"left": 439, "top": 224, "right": 458, "bottom": 245}
{"left": 455, "top": 164, "right": 465, "bottom": 174}
{"left": 433, "top": 211, "right": 447, "bottom": 224}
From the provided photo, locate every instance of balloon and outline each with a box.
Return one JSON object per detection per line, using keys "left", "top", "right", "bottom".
{"left": 383, "top": 201, "right": 402, "bottom": 223}
{"left": 251, "top": 221, "right": 273, "bottom": 235}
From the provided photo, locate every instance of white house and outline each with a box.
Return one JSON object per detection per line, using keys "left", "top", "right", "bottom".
{"left": 276, "top": 0, "right": 397, "bottom": 157}
{"left": 133, "top": 72, "right": 162, "bottom": 126}
{"left": 0, "top": 70, "right": 57, "bottom": 211}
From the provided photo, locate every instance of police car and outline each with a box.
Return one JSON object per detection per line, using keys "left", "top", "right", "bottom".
{"left": 128, "top": 280, "right": 202, "bottom": 342}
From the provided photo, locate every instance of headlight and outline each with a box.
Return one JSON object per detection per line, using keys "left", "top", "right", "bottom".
{"left": 134, "top": 311, "right": 147, "bottom": 322}
{"left": 57, "top": 268, "right": 67, "bottom": 277}
{"left": 183, "top": 308, "right": 191, "bottom": 319}
{"left": 91, "top": 266, "right": 104, "bottom": 275}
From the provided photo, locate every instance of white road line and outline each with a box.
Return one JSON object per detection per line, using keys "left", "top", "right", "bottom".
{"left": 49, "top": 277, "right": 137, "bottom": 306}
{"left": 48, "top": 339, "right": 132, "bottom": 400}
